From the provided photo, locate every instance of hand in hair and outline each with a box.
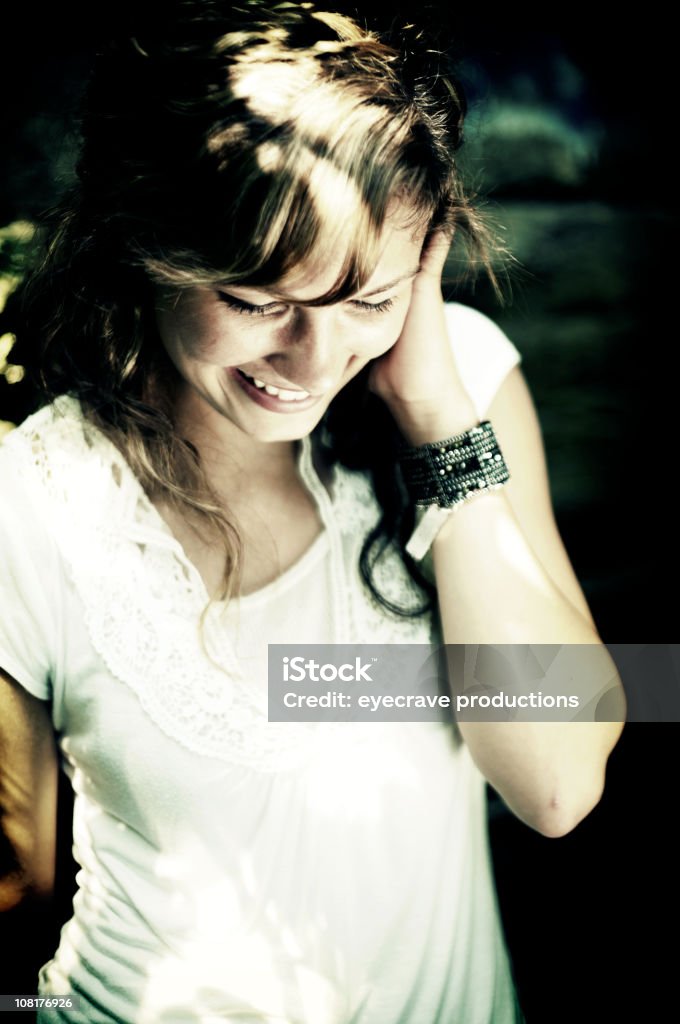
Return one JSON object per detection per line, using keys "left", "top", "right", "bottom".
{"left": 367, "top": 226, "right": 479, "bottom": 446}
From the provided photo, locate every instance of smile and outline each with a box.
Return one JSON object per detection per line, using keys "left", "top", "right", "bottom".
{"left": 232, "top": 368, "right": 325, "bottom": 413}
{"left": 237, "top": 369, "right": 311, "bottom": 401}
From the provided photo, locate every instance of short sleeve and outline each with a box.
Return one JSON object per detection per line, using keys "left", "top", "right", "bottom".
{"left": 444, "top": 303, "right": 522, "bottom": 419}
{"left": 0, "top": 435, "right": 62, "bottom": 701}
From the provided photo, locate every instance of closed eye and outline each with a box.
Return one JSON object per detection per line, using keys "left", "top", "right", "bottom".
{"left": 349, "top": 298, "right": 394, "bottom": 314}
{"left": 216, "top": 292, "right": 283, "bottom": 316}
{"left": 217, "top": 291, "right": 395, "bottom": 316}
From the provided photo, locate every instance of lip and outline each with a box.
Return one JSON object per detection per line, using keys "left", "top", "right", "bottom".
{"left": 230, "top": 368, "right": 326, "bottom": 413}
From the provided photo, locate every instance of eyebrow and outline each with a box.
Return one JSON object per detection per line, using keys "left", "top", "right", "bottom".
{"left": 227, "top": 266, "right": 421, "bottom": 303}
{"left": 356, "top": 267, "right": 421, "bottom": 298}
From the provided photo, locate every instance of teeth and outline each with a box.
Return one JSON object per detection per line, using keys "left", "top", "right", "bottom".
{"left": 243, "top": 372, "right": 311, "bottom": 402}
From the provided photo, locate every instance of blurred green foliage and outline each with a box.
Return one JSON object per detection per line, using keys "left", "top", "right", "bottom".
{"left": 0, "top": 222, "right": 35, "bottom": 410}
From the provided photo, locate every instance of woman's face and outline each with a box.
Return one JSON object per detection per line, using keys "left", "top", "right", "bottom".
{"left": 154, "top": 216, "right": 427, "bottom": 445}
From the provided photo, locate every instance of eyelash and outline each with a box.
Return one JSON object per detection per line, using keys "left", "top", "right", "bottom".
{"left": 216, "top": 293, "right": 395, "bottom": 316}
{"left": 351, "top": 298, "right": 394, "bottom": 314}
{"left": 217, "top": 294, "right": 277, "bottom": 316}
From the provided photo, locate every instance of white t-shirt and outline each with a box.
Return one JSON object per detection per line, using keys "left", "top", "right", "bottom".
{"left": 0, "top": 303, "right": 525, "bottom": 1023}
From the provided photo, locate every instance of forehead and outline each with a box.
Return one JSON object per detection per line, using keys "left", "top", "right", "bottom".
{"left": 270, "top": 213, "right": 427, "bottom": 301}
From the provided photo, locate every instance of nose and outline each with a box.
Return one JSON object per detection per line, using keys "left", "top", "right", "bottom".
{"left": 268, "top": 307, "right": 347, "bottom": 394}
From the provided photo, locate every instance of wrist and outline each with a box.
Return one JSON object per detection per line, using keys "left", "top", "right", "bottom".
{"left": 387, "top": 395, "right": 479, "bottom": 446}
{"left": 399, "top": 419, "right": 511, "bottom": 560}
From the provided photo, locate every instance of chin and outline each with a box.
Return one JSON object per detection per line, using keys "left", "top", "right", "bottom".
{"left": 248, "top": 415, "right": 324, "bottom": 444}
{"left": 229, "top": 402, "right": 327, "bottom": 442}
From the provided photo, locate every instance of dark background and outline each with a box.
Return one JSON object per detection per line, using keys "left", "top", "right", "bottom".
{"left": 0, "top": 3, "right": 677, "bottom": 1021}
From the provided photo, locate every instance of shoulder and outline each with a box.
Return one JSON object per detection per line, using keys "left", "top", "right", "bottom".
{"left": 1, "top": 395, "right": 86, "bottom": 517}
{"left": 0, "top": 403, "right": 81, "bottom": 698}
{"left": 0, "top": 395, "right": 85, "bottom": 543}
{"left": 443, "top": 301, "right": 520, "bottom": 351}
{"left": 0, "top": 394, "right": 86, "bottom": 463}
{"left": 0, "top": 393, "right": 125, "bottom": 533}
{"left": 442, "top": 302, "right": 523, "bottom": 420}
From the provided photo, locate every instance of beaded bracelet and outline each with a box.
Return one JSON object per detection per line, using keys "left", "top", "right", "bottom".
{"left": 398, "top": 420, "right": 510, "bottom": 560}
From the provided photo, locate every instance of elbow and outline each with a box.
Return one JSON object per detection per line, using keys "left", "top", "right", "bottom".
{"left": 0, "top": 870, "right": 31, "bottom": 913}
{"left": 532, "top": 799, "right": 597, "bottom": 839}
{"left": 0, "top": 869, "right": 54, "bottom": 913}
{"left": 531, "top": 775, "right": 607, "bottom": 839}
{"left": 0, "top": 826, "right": 28, "bottom": 911}
{"left": 533, "top": 718, "right": 625, "bottom": 838}
{"left": 0, "top": 826, "right": 54, "bottom": 912}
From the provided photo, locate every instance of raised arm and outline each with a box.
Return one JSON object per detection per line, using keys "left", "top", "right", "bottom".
{"left": 369, "top": 230, "right": 626, "bottom": 838}
{"left": 426, "top": 367, "right": 624, "bottom": 837}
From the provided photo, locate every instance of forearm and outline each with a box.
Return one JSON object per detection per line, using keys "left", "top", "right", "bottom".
{"left": 432, "top": 486, "right": 601, "bottom": 644}
{"left": 391, "top": 396, "right": 625, "bottom": 836}
{"left": 376, "top": 263, "right": 625, "bottom": 836}
{"left": 430, "top": 478, "right": 624, "bottom": 836}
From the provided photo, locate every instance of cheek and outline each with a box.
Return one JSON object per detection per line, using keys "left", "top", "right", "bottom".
{"left": 368, "top": 331, "right": 400, "bottom": 360}
{"left": 356, "top": 306, "right": 410, "bottom": 358}
{"left": 158, "top": 311, "right": 246, "bottom": 368}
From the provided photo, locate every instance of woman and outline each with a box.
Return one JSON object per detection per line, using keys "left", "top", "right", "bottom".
{"left": 0, "top": 2, "right": 625, "bottom": 1021}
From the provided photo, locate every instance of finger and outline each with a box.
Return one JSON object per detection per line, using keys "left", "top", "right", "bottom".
{"left": 418, "top": 226, "right": 455, "bottom": 279}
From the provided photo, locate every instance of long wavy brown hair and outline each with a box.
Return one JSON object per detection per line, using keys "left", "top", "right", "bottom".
{"left": 13, "top": 0, "right": 509, "bottom": 619}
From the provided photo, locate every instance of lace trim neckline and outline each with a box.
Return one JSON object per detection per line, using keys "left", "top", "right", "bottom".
{"left": 41, "top": 394, "right": 344, "bottom": 610}
{"left": 6, "top": 392, "right": 437, "bottom": 770}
